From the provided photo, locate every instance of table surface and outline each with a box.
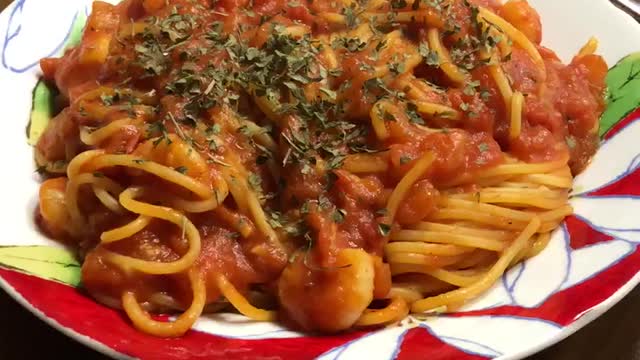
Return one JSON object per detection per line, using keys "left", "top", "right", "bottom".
{"left": 1, "top": 0, "right": 639, "bottom": 358}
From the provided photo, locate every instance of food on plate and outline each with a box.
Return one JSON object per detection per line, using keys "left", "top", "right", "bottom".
{"left": 33, "top": 0, "right": 607, "bottom": 336}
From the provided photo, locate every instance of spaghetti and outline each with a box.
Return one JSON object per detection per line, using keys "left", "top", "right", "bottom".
{"left": 34, "top": 0, "right": 607, "bottom": 336}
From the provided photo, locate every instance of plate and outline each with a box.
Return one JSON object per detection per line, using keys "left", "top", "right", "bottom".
{"left": 2, "top": 1, "right": 640, "bottom": 359}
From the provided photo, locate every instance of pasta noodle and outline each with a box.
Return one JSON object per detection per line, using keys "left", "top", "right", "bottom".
{"left": 510, "top": 91, "right": 524, "bottom": 140}
{"left": 426, "top": 28, "right": 468, "bottom": 86}
{"left": 32, "top": 0, "right": 607, "bottom": 336}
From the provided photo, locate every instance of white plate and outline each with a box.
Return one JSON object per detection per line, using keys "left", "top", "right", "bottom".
{"left": 1, "top": 1, "right": 640, "bottom": 359}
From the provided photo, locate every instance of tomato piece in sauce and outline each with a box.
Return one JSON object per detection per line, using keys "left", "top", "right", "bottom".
{"left": 396, "top": 179, "right": 440, "bottom": 226}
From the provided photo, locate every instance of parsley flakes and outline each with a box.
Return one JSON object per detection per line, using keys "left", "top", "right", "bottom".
{"left": 378, "top": 223, "right": 392, "bottom": 237}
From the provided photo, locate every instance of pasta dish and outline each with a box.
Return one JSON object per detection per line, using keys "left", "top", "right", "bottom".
{"left": 34, "top": 0, "right": 607, "bottom": 336}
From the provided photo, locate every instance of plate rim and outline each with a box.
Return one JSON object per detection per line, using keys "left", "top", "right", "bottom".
{"left": 1, "top": 0, "right": 640, "bottom": 359}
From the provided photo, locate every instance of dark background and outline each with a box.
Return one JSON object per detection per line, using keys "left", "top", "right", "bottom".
{"left": 2, "top": 0, "right": 639, "bottom": 358}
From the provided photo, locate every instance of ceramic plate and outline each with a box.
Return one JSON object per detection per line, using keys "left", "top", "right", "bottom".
{"left": 2, "top": 1, "right": 640, "bottom": 359}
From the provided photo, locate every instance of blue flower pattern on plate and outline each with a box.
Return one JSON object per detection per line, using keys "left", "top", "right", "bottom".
{"left": 1, "top": 0, "right": 81, "bottom": 73}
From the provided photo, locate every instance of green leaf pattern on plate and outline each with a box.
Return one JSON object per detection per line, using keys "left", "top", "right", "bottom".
{"left": 66, "top": 12, "right": 88, "bottom": 50}
{"left": 0, "top": 246, "right": 81, "bottom": 287}
{"left": 27, "top": 81, "right": 56, "bottom": 145}
{"left": 601, "top": 52, "right": 640, "bottom": 137}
